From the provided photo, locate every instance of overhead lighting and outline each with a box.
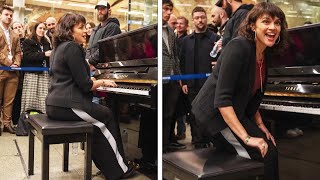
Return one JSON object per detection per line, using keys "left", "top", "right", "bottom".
{"left": 284, "top": 2, "right": 290, "bottom": 5}
{"left": 197, "top": 5, "right": 211, "bottom": 8}
{"left": 287, "top": 10, "right": 298, "bottom": 14}
{"left": 34, "top": 0, "right": 62, "bottom": 4}
{"left": 68, "top": 3, "right": 95, "bottom": 9}
{"left": 175, "top": 3, "right": 192, "bottom": 7}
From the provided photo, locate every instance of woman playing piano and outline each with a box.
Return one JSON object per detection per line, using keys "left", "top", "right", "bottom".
{"left": 45, "top": 12, "right": 135, "bottom": 180}
{"left": 192, "top": 2, "right": 288, "bottom": 180}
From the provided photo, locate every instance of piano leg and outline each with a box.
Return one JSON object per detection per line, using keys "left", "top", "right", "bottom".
{"left": 137, "top": 107, "right": 157, "bottom": 171}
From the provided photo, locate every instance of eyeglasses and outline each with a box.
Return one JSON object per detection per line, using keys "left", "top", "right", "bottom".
{"left": 193, "top": 16, "right": 207, "bottom": 20}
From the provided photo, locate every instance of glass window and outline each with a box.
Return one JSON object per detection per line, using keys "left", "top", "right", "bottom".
{"left": 1, "top": 0, "right": 157, "bottom": 31}
{"left": 269, "top": 0, "right": 320, "bottom": 28}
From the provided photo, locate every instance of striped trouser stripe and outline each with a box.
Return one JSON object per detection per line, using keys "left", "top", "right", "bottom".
{"left": 72, "top": 108, "right": 128, "bottom": 173}
{"left": 221, "top": 128, "right": 251, "bottom": 159}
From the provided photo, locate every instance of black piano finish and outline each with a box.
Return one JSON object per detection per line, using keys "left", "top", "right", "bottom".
{"left": 94, "top": 24, "right": 158, "bottom": 108}
{"left": 261, "top": 23, "right": 320, "bottom": 114}
{"left": 94, "top": 25, "right": 158, "bottom": 168}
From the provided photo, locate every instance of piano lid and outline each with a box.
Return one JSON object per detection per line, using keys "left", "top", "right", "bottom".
{"left": 98, "top": 24, "right": 157, "bottom": 68}
{"left": 268, "top": 23, "right": 320, "bottom": 77}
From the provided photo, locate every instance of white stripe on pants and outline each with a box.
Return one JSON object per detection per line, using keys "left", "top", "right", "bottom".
{"left": 72, "top": 108, "right": 128, "bottom": 173}
{"left": 221, "top": 127, "right": 251, "bottom": 159}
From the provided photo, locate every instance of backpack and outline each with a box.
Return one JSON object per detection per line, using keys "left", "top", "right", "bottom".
{"left": 16, "top": 109, "right": 43, "bottom": 136}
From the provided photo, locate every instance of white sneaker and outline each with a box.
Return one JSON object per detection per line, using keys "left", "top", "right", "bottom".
{"left": 286, "top": 129, "right": 299, "bottom": 138}
{"left": 294, "top": 128, "right": 303, "bottom": 136}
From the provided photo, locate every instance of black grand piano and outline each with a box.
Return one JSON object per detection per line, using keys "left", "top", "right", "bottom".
{"left": 93, "top": 24, "right": 158, "bottom": 174}
{"left": 260, "top": 23, "right": 320, "bottom": 115}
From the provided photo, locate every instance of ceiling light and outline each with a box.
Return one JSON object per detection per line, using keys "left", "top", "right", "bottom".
{"left": 34, "top": 0, "right": 62, "bottom": 4}
{"left": 68, "top": 3, "right": 95, "bottom": 9}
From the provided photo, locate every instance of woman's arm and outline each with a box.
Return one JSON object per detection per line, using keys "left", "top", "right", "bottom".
{"left": 254, "top": 111, "right": 276, "bottom": 146}
{"left": 219, "top": 106, "right": 269, "bottom": 157}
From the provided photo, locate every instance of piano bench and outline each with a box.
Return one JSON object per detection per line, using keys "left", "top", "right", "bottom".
{"left": 26, "top": 114, "right": 93, "bottom": 180}
{"left": 163, "top": 148, "right": 264, "bottom": 180}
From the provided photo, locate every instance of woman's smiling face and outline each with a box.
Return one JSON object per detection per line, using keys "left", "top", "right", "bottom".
{"left": 252, "top": 14, "right": 282, "bottom": 48}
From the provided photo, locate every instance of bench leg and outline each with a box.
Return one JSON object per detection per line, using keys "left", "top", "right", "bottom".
{"left": 63, "top": 143, "right": 69, "bottom": 172}
{"left": 84, "top": 133, "right": 92, "bottom": 180}
{"left": 28, "top": 130, "right": 35, "bottom": 175}
{"left": 42, "top": 141, "right": 50, "bottom": 180}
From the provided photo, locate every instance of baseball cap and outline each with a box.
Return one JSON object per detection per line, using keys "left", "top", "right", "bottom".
{"left": 95, "top": 0, "right": 111, "bottom": 9}
{"left": 215, "top": 0, "right": 223, "bottom": 7}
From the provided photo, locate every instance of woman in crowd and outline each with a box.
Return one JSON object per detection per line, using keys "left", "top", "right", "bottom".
{"left": 84, "top": 22, "right": 95, "bottom": 48}
{"left": 192, "top": 2, "right": 288, "bottom": 180}
{"left": 45, "top": 12, "right": 134, "bottom": 180}
{"left": 21, "top": 22, "right": 51, "bottom": 114}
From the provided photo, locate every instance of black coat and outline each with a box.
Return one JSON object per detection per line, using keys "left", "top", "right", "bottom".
{"left": 22, "top": 38, "right": 51, "bottom": 69}
{"left": 222, "top": 4, "right": 254, "bottom": 46}
{"left": 46, "top": 41, "right": 93, "bottom": 110}
{"left": 179, "top": 29, "right": 220, "bottom": 90}
{"left": 192, "top": 36, "right": 267, "bottom": 137}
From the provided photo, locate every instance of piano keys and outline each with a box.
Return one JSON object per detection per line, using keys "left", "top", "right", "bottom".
{"left": 260, "top": 23, "right": 320, "bottom": 115}
{"left": 94, "top": 24, "right": 158, "bottom": 108}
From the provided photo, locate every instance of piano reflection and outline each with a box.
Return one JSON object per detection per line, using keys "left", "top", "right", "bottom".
{"left": 94, "top": 24, "right": 158, "bottom": 170}
{"left": 94, "top": 24, "right": 157, "bottom": 107}
{"left": 260, "top": 23, "right": 320, "bottom": 115}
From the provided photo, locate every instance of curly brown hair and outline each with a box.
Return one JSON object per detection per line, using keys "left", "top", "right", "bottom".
{"left": 238, "top": 2, "right": 288, "bottom": 56}
{"left": 53, "top": 12, "right": 86, "bottom": 48}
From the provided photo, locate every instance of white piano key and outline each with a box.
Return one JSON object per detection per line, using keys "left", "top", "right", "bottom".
{"left": 259, "top": 103, "right": 320, "bottom": 115}
{"left": 96, "top": 86, "right": 150, "bottom": 96}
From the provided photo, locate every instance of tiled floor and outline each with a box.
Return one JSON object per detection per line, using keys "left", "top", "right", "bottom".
{"left": 0, "top": 132, "right": 150, "bottom": 180}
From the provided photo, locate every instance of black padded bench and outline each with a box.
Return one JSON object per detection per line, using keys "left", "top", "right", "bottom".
{"left": 27, "top": 114, "right": 93, "bottom": 180}
{"left": 163, "top": 148, "right": 264, "bottom": 180}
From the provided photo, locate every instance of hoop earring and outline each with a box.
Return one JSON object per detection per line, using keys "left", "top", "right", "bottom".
{"left": 275, "top": 35, "right": 281, "bottom": 45}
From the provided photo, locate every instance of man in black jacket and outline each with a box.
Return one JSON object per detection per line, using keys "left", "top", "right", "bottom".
{"left": 86, "top": 0, "right": 121, "bottom": 66}
{"left": 215, "top": 0, "right": 253, "bottom": 46}
{"left": 180, "top": 6, "right": 220, "bottom": 148}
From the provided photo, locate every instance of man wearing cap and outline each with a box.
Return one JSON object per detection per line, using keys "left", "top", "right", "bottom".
{"left": 86, "top": 0, "right": 121, "bottom": 66}
{"left": 215, "top": 0, "right": 253, "bottom": 46}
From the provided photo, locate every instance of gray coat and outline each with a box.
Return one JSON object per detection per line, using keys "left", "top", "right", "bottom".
{"left": 162, "top": 25, "right": 181, "bottom": 79}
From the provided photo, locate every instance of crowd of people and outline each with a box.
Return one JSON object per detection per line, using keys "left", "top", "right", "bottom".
{"left": 0, "top": 0, "right": 136, "bottom": 179}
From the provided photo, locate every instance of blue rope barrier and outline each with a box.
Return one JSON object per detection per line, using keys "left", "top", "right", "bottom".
{"left": 0, "top": 67, "right": 209, "bottom": 81}
{"left": 0, "top": 67, "right": 49, "bottom": 71}
{"left": 163, "top": 73, "right": 211, "bottom": 81}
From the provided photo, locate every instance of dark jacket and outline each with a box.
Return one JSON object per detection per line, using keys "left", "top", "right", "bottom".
{"left": 176, "top": 31, "right": 187, "bottom": 54}
{"left": 22, "top": 38, "right": 51, "bottom": 70}
{"left": 46, "top": 41, "right": 93, "bottom": 110}
{"left": 222, "top": 4, "right": 254, "bottom": 46}
{"left": 86, "top": 18, "right": 121, "bottom": 66}
{"left": 192, "top": 36, "right": 267, "bottom": 137}
{"left": 179, "top": 29, "right": 220, "bottom": 89}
